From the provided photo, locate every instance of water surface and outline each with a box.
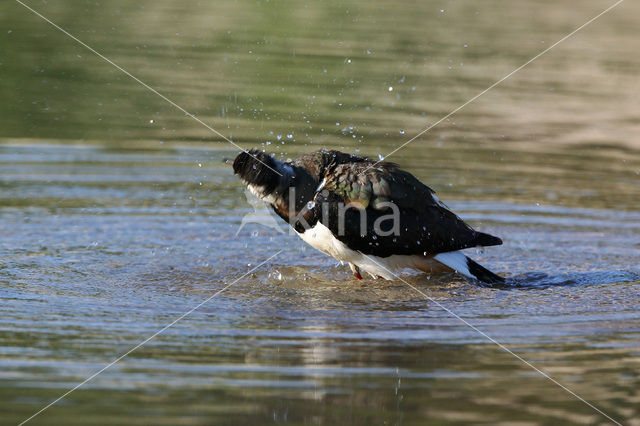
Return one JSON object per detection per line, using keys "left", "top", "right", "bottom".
{"left": 1, "top": 0, "right": 640, "bottom": 424}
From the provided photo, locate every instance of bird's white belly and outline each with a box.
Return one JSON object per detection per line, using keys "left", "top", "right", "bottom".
{"left": 296, "top": 223, "right": 355, "bottom": 261}
{"left": 296, "top": 223, "right": 443, "bottom": 279}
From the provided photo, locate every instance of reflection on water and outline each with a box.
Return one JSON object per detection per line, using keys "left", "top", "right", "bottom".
{"left": 2, "top": 143, "right": 639, "bottom": 424}
{"left": 1, "top": 0, "right": 640, "bottom": 424}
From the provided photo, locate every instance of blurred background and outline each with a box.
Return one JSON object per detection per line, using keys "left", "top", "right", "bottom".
{"left": 1, "top": 0, "right": 639, "bottom": 424}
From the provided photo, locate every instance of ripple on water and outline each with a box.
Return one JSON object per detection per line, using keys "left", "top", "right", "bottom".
{"left": 1, "top": 141, "right": 639, "bottom": 424}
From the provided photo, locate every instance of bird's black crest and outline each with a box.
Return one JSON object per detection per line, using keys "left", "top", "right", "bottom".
{"left": 232, "top": 149, "right": 281, "bottom": 194}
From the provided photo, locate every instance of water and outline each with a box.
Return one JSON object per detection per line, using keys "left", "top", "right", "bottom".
{"left": 2, "top": 0, "right": 640, "bottom": 424}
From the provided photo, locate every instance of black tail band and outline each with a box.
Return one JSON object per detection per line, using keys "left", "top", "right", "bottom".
{"left": 466, "top": 256, "right": 505, "bottom": 284}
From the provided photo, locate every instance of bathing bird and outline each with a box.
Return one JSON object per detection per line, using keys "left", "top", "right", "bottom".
{"left": 231, "top": 149, "right": 504, "bottom": 284}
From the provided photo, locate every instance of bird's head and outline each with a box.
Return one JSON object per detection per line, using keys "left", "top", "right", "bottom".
{"left": 230, "top": 149, "right": 293, "bottom": 202}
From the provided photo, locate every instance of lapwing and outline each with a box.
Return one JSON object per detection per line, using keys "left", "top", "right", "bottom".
{"left": 231, "top": 149, "right": 504, "bottom": 284}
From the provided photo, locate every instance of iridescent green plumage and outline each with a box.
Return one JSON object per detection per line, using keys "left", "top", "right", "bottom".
{"left": 321, "top": 160, "right": 437, "bottom": 212}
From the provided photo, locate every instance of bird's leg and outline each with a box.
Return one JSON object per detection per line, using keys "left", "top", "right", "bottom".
{"left": 349, "top": 263, "right": 363, "bottom": 280}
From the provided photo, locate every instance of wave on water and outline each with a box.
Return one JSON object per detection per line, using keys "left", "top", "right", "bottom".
{"left": 490, "top": 270, "right": 640, "bottom": 289}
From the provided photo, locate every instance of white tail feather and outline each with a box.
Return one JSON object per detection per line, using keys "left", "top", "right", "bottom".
{"left": 433, "top": 251, "right": 474, "bottom": 280}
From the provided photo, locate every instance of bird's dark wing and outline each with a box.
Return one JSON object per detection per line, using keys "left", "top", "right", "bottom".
{"left": 321, "top": 161, "right": 438, "bottom": 211}
{"left": 296, "top": 162, "right": 501, "bottom": 257}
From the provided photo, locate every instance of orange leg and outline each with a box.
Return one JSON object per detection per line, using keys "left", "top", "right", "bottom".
{"left": 349, "top": 263, "right": 363, "bottom": 280}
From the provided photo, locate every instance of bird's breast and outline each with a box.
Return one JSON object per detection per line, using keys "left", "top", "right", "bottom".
{"left": 296, "top": 222, "right": 357, "bottom": 261}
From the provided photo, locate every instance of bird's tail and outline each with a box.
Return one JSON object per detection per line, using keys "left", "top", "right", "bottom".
{"left": 433, "top": 251, "right": 504, "bottom": 284}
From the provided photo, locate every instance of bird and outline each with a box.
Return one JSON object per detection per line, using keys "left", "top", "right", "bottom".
{"left": 230, "top": 148, "right": 504, "bottom": 284}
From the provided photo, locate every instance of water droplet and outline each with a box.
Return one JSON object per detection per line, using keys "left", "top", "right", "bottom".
{"left": 388, "top": 86, "right": 393, "bottom": 92}
{"left": 270, "top": 270, "right": 283, "bottom": 281}
{"left": 378, "top": 154, "right": 384, "bottom": 161}
{"left": 149, "top": 119, "right": 154, "bottom": 124}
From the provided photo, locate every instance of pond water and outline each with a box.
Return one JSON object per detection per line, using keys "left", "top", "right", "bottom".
{"left": 1, "top": 0, "right": 639, "bottom": 424}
